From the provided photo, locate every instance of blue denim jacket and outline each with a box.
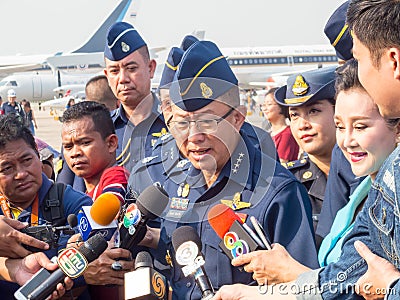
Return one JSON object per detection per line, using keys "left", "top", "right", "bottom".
{"left": 296, "top": 146, "right": 400, "bottom": 300}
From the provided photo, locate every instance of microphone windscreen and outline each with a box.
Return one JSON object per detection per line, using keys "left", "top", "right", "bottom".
{"left": 136, "top": 185, "right": 169, "bottom": 220}
{"left": 207, "top": 204, "right": 242, "bottom": 239}
{"left": 78, "top": 234, "right": 108, "bottom": 263}
{"left": 67, "top": 214, "right": 78, "bottom": 228}
{"left": 90, "top": 193, "right": 121, "bottom": 226}
{"left": 135, "top": 251, "right": 153, "bottom": 269}
{"left": 172, "top": 226, "right": 202, "bottom": 253}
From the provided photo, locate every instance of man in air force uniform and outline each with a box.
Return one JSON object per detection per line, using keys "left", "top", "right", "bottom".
{"left": 145, "top": 40, "right": 317, "bottom": 299}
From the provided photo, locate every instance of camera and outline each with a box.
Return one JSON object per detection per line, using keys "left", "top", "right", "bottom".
{"left": 20, "top": 225, "right": 59, "bottom": 252}
{"left": 20, "top": 215, "right": 77, "bottom": 252}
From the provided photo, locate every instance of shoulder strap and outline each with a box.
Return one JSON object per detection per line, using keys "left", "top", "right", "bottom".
{"left": 42, "top": 182, "right": 66, "bottom": 226}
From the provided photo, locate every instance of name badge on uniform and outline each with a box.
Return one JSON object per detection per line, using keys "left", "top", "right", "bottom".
{"left": 221, "top": 192, "right": 251, "bottom": 211}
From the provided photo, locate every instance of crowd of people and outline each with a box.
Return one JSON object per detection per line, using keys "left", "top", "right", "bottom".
{"left": 0, "top": 0, "right": 400, "bottom": 299}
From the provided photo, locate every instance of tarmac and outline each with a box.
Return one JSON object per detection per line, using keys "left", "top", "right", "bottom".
{"left": 33, "top": 103, "right": 266, "bottom": 153}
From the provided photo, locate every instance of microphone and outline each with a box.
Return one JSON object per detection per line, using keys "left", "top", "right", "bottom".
{"left": 119, "top": 184, "right": 169, "bottom": 250}
{"left": 208, "top": 204, "right": 264, "bottom": 260}
{"left": 77, "top": 192, "right": 120, "bottom": 241}
{"left": 172, "top": 226, "right": 214, "bottom": 300}
{"left": 20, "top": 233, "right": 108, "bottom": 300}
{"left": 124, "top": 251, "right": 168, "bottom": 300}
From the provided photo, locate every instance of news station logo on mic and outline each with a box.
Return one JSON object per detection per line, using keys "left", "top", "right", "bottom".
{"left": 57, "top": 247, "right": 88, "bottom": 278}
{"left": 224, "top": 232, "right": 250, "bottom": 258}
{"left": 123, "top": 203, "right": 141, "bottom": 234}
{"left": 151, "top": 272, "right": 166, "bottom": 299}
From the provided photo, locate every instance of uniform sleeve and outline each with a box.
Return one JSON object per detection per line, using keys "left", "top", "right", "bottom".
{"left": 262, "top": 179, "right": 319, "bottom": 269}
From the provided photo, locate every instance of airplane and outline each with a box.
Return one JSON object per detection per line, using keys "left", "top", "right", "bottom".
{"left": 151, "top": 43, "right": 339, "bottom": 90}
{"left": 223, "top": 44, "right": 338, "bottom": 89}
{"left": 0, "top": 0, "right": 135, "bottom": 102}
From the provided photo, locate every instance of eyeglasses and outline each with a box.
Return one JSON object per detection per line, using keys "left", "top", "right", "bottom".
{"left": 168, "top": 106, "right": 236, "bottom": 135}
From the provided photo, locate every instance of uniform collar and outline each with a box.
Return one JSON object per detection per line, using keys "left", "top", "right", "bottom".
{"left": 38, "top": 173, "right": 53, "bottom": 204}
{"left": 217, "top": 131, "right": 255, "bottom": 190}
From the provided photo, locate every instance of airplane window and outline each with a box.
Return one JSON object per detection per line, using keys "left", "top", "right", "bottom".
{"left": 273, "top": 58, "right": 278, "bottom": 63}
{"left": 10, "top": 81, "right": 17, "bottom": 86}
{"left": 239, "top": 60, "right": 243, "bottom": 64}
{"left": 0, "top": 81, "right": 6, "bottom": 87}
{"left": 244, "top": 59, "right": 248, "bottom": 64}
{"left": 249, "top": 59, "right": 253, "bottom": 64}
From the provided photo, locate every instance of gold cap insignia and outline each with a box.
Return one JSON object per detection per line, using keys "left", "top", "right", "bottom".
{"left": 200, "top": 82, "right": 213, "bottom": 98}
{"left": 292, "top": 75, "right": 309, "bottom": 96}
{"left": 303, "top": 171, "right": 313, "bottom": 180}
{"left": 121, "top": 42, "right": 130, "bottom": 53}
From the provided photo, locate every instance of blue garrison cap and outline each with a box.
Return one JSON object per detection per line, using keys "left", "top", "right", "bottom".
{"left": 275, "top": 66, "right": 336, "bottom": 107}
{"left": 159, "top": 47, "right": 184, "bottom": 89}
{"left": 180, "top": 35, "right": 199, "bottom": 51}
{"left": 324, "top": 1, "right": 353, "bottom": 61}
{"left": 170, "top": 40, "right": 238, "bottom": 112}
{"left": 104, "top": 22, "right": 146, "bottom": 61}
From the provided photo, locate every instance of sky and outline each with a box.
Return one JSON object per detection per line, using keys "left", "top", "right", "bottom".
{"left": 0, "top": 0, "right": 346, "bottom": 57}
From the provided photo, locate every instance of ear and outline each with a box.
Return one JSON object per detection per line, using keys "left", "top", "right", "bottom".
{"left": 388, "top": 47, "right": 400, "bottom": 80}
{"left": 148, "top": 59, "right": 157, "bottom": 79}
{"left": 106, "top": 134, "right": 118, "bottom": 153}
{"left": 232, "top": 105, "right": 246, "bottom": 131}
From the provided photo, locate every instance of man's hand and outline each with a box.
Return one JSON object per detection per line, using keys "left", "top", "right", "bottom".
{"left": 355, "top": 241, "right": 400, "bottom": 300}
{"left": 83, "top": 245, "right": 134, "bottom": 286}
{"left": 231, "top": 244, "right": 310, "bottom": 284}
{"left": 2, "top": 252, "right": 73, "bottom": 299}
{"left": 0, "top": 216, "right": 49, "bottom": 258}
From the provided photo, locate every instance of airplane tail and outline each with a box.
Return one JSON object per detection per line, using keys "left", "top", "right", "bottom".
{"left": 72, "top": 0, "right": 133, "bottom": 53}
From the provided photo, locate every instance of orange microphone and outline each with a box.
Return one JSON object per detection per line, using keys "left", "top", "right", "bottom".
{"left": 77, "top": 193, "right": 121, "bottom": 241}
{"left": 90, "top": 193, "right": 121, "bottom": 226}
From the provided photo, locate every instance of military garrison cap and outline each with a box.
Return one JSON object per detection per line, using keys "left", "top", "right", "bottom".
{"left": 159, "top": 47, "right": 184, "bottom": 89}
{"left": 170, "top": 40, "right": 238, "bottom": 112}
{"left": 274, "top": 66, "right": 336, "bottom": 107}
{"left": 180, "top": 35, "right": 199, "bottom": 51}
{"left": 324, "top": 1, "right": 352, "bottom": 61}
{"left": 104, "top": 22, "right": 146, "bottom": 61}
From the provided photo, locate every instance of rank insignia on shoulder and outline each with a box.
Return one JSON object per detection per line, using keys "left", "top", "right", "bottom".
{"left": 161, "top": 133, "right": 172, "bottom": 141}
{"left": 152, "top": 127, "right": 168, "bottom": 138}
{"left": 142, "top": 155, "right": 158, "bottom": 164}
{"left": 176, "top": 159, "right": 190, "bottom": 168}
{"left": 56, "top": 159, "right": 63, "bottom": 174}
{"left": 282, "top": 158, "right": 307, "bottom": 170}
{"left": 302, "top": 171, "right": 313, "bottom": 180}
{"left": 221, "top": 192, "right": 251, "bottom": 211}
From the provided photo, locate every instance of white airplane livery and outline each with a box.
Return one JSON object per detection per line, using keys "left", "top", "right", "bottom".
{"left": 0, "top": 0, "right": 135, "bottom": 102}
{"left": 222, "top": 44, "right": 338, "bottom": 88}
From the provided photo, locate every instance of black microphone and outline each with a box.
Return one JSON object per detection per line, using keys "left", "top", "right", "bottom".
{"left": 119, "top": 185, "right": 169, "bottom": 250}
{"left": 124, "top": 251, "right": 168, "bottom": 300}
{"left": 23, "top": 233, "right": 108, "bottom": 300}
{"left": 172, "top": 226, "right": 215, "bottom": 300}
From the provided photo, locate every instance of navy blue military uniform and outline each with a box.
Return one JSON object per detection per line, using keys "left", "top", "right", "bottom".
{"left": 275, "top": 66, "right": 336, "bottom": 250}
{"left": 282, "top": 152, "right": 326, "bottom": 248}
{"left": 156, "top": 131, "right": 317, "bottom": 299}
{"left": 130, "top": 39, "right": 317, "bottom": 299}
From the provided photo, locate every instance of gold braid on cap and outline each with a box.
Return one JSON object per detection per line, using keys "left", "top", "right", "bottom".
{"left": 180, "top": 55, "right": 225, "bottom": 96}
